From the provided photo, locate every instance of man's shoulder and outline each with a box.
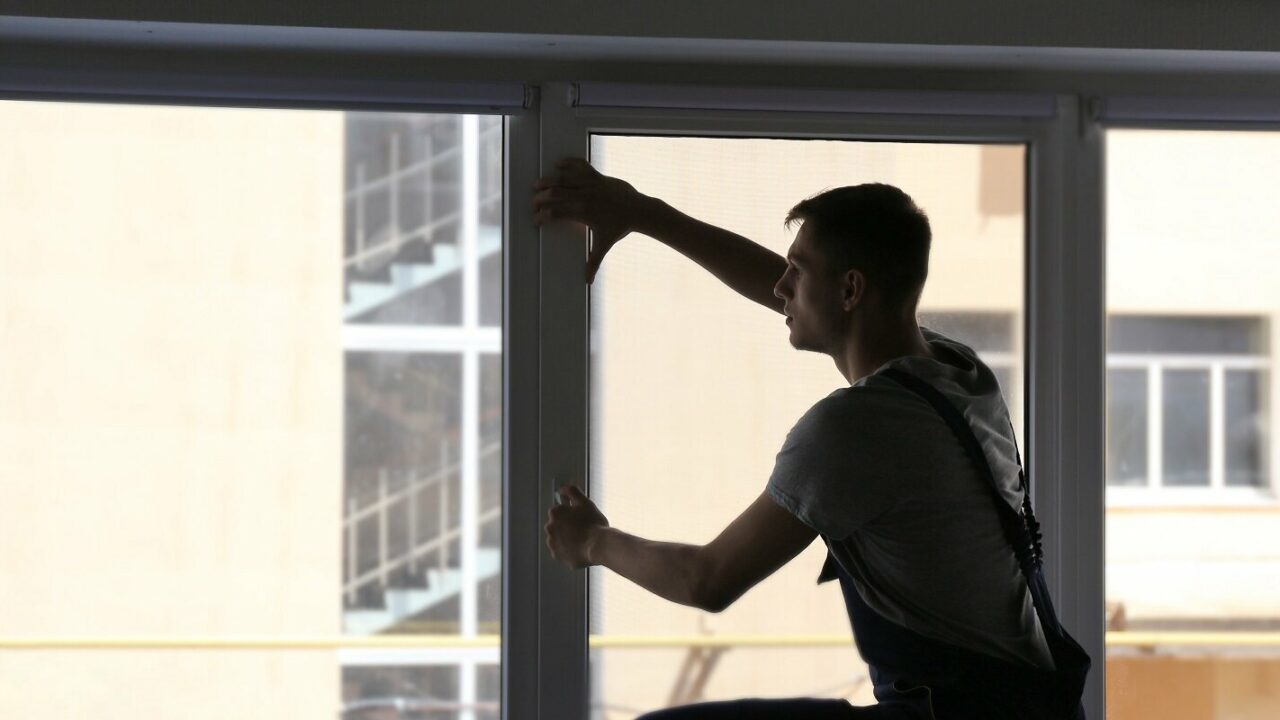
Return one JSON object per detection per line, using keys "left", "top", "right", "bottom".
{"left": 795, "top": 381, "right": 924, "bottom": 433}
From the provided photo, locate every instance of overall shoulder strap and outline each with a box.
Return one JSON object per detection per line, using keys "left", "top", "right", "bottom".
{"left": 882, "top": 368, "right": 1095, "bottom": 707}
{"left": 880, "top": 368, "right": 1045, "bottom": 577}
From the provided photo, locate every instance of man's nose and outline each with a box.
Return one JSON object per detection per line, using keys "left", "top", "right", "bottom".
{"left": 773, "top": 277, "right": 787, "bottom": 300}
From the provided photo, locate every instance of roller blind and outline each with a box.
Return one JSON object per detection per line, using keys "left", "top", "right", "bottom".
{"left": 1097, "top": 95, "right": 1280, "bottom": 124}
{"left": 0, "top": 65, "right": 529, "bottom": 112}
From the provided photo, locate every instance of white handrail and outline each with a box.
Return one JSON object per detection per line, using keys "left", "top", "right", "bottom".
{"left": 344, "top": 440, "right": 502, "bottom": 600}
{"left": 342, "top": 190, "right": 500, "bottom": 270}
{"left": 343, "top": 506, "right": 501, "bottom": 597}
{"left": 345, "top": 123, "right": 502, "bottom": 270}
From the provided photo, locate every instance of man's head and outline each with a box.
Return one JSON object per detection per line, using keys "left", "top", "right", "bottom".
{"left": 773, "top": 183, "right": 931, "bottom": 353}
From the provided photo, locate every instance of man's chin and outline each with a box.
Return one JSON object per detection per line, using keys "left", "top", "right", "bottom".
{"left": 787, "top": 332, "right": 825, "bottom": 354}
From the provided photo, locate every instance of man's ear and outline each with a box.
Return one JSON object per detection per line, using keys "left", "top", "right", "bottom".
{"left": 842, "top": 268, "right": 865, "bottom": 311}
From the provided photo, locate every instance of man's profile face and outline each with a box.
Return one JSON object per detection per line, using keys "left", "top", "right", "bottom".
{"left": 773, "top": 222, "right": 847, "bottom": 353}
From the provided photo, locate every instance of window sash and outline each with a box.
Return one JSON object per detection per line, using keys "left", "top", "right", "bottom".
{"left": 536, "top": 85, "right": 1103, "bottom": 720}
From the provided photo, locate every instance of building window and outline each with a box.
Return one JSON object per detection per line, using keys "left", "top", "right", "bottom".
{"left": 1106, "top": 315, "right": 1270, "bottom": 490}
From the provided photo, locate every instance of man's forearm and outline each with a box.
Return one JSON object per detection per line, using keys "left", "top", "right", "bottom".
{"left": 589, "top": 526, "right": 716, "bottom": 611}
{"left": 633, "top": 197, "right": 787, "bottom": 315}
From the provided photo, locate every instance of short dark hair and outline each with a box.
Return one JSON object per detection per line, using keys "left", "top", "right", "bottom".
{"left": 784, "top": 183, "right": 931, "bottom": 311}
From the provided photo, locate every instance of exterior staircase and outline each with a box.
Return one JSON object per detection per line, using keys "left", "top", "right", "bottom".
{"left": 341, "top": 114, "right": 504, "bottom": 637}
{"left": 342, "top": 441, "right": 503, "bottom": 635}
{"left": 343, "top": 115, "right": 502, "bottom": 321}
{"left": 344, "top": 547, "right": 502, "bottom": 635}
{"left": 344, "top": 224, "right": 502, "bottom": 320}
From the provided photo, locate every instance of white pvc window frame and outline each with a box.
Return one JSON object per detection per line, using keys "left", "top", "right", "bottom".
{"left": 532, "top": 82, "right": 1107, "bottom": 720}
{"left": 0, "top": 68, "right": 1120, "bottom": 720}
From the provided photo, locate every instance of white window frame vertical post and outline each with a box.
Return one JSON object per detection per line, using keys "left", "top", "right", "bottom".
{"left": 503, "top": 87, "right": 546, "bottom": 720}
{"left": 500, "top": 82, "right": 597, "bottom": 720}
{"left": 533, "top": 81, "right": 593, "bottom": 720}
{"left": 1034, "top": 95, "right": 1107, "bottom": 717}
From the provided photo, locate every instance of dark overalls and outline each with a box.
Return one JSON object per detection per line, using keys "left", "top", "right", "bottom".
{"left": 637, "top": 369, "right": 1089, "bottom": 720}
{"left": 634, "top": 549, "right": 1062, "bottom": 720}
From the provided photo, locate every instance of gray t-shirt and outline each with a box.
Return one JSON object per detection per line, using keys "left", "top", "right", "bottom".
{"left": 766, "top": 327, "right": 1055, "bottom": 671}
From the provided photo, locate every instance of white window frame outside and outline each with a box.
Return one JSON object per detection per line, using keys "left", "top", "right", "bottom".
{"left": 1105, "top": 353, "right": 1274, "bottom": 506}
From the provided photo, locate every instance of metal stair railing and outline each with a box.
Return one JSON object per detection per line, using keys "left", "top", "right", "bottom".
{"left": 342, "top": 224, "right": 503, "bottom": 321}
{"left": 343, "top": 438, "right": 503, "bottom": 606}
{"left": 346, "top": 122, "right": 502, "bottom": 272}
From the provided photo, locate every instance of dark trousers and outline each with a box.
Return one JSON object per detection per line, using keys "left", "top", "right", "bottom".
{"left": 636, "top": 697, "right": 930, "bottom": 720}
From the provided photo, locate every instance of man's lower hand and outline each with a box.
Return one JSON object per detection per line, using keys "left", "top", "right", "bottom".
{"left": 545, "top": 484, "right": 611, "bottom": 568}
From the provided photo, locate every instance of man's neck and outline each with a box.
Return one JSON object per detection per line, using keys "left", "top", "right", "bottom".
{"left": 835, "top": 320, "right": 932, "bottom": 385}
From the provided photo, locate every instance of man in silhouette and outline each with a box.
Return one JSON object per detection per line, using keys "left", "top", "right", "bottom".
{"left": 536, "top": 158, "right": 1066, "bottom": 719}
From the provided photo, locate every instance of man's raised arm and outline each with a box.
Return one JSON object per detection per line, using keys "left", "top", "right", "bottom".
{"left": 533, "top": 157, "right": 787, "bottom": 315}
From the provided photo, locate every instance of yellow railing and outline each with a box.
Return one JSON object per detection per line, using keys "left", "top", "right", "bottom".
{"left": 1105, "top": 631, "right": 1280, "bottom": 648}
{"left": 3, "top": 632, "right": 1280, "bottom": 650}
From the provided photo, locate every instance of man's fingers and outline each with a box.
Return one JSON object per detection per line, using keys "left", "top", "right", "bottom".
{"left": 536, "top": 161, "right": 591, "bottom": 191}
{"left": 535, "top": 175, "right": 581, "bottom": 190}
{"left": 532, "top": 187, "right": 560, "bottom": 210}
{"left": 533, "top": 188, "right": 586, "bottom": 218}
{"left": 562, "top": 485, "right": 590, "bottom": 506}
{"left": 556, "top": 157, "right": 592, "bottom": 172}
{"left": 555, "top": 157, "right": 599, "bottom": 183}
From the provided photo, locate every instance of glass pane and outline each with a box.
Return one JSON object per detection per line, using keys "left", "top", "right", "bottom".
{"left": 478, "top": 354, "right": 503, "bottom": 627}
{"left": 1225, "top": 370, "right": 1269, "bottom": 487}
{"left": 1105, "top": 129, "right": 1280, "bottom": 720}
{"left": 1162, "top": 369, "right": 1211, "bottom": 487}
{"left": 341, "top": 113, "right": 502, "bottom": 720}
{"left": 479, "top": 115, "right": 504, "bottom": 328}
{"left": 1107, "top": 368, "right": 1149, "bottom": 487}
{"left": 917, "top": 310, "right": 1015, "bottom": 351}
{"left": 342, "top": 665, "right": 459, "bottom": 719}
{"left": 993, "top": 366, "right": 1015, "bottom": 398}
{"left": 344, "top": 353, "right": 463, "bottom": 630}
{"left": 0, "top": 101, "right": 502, "bottom": 719}
{"left": 477, "top": 664, "right": 501, "bottom": 720}
{"left": 588, "top": 136, "right": 1024, "bottom": 717}
{"left": 344, "top": 114, "right": 503, "bottom": 328}
{"left": 921, "top": 310, "right": 1020, "bottom": 432}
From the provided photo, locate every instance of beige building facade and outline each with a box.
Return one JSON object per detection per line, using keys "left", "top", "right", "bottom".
{"left": 0, "top": 102, "right": 344, "bottom": 718}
